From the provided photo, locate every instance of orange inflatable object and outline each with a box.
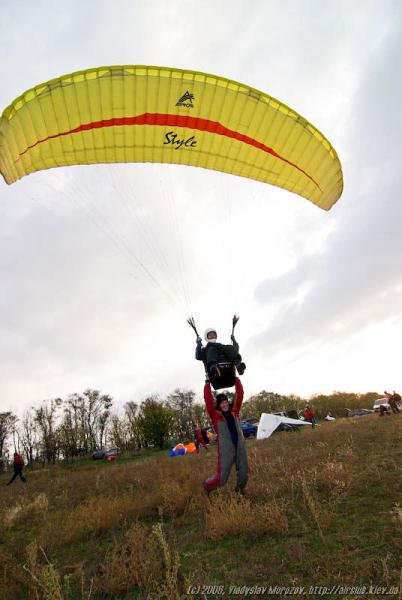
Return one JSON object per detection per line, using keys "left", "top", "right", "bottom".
{"left": 184, "top": 442, "right": 197, "bottom": 454}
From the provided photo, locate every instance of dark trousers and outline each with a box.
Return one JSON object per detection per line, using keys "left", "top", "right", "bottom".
{"left": 205, "top": 343, "right": 241, "bottom": 367}
{"left": 7, "top": 468, "right": 26, "bottom": 485}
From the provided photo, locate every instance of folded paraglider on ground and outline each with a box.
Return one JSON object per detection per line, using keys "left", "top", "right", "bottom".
{"left": 168, "top": 442, "right": 197, "bottom": 457}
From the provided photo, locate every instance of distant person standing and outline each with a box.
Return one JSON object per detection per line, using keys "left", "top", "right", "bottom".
{"left": 6, "top": 453, "right": 27, "bottom": 485}
{"left": 304, "top": 404, "right": 316, "bottom": 428}
{"left": 193, "top": 423, "right": 209, "bottom": 452}
{"left": 386, "top": 390, "right": 401, "bottom": 414}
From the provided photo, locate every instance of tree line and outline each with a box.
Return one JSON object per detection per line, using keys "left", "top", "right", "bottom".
{"left": 0, "top": 388, "right": 204, "bottom": 468}
{"left": 0, "top": 387, "right": 380, "bottom": 469}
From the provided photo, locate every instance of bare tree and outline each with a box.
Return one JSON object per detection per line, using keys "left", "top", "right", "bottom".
{"left": 17, "top": 410, "right": 39, "bottom": 465}
{"left": 124, "top": 401, "right": 145, "bottom": 449}
{"left": 108, "top": 414, "right": 129, "bottom": 449}
{"left": 33, "top": 400, "right": 62, "bottom": 464}
{"left": 0, "top": 412, "right": 18, "bottom": 470}
{"left": 61, "top": 389, "right": 113, "bottom": 454}
{"left": 82, "top": 389, "right": 112, "bottom": 450}
{"left": 166, "top": 388, "right": 196, "bottom": 441}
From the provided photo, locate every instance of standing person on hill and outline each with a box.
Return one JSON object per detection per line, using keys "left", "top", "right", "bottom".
{"left": 304, "top": 403, "right": 316, "bottom": 428}
{"left": 6, "top": 453, "right": 27, "bottom": 485}
{"left": 392, "top": 390, "right": 401, "bottom": 412}
{"left": 202, "top": 377, "right": 248, "bottom": 495}
{"left": 385, "top": 390, "right": 401, "bottom": 414}
{"left": 193, "top": 423, "right": 209, "bottom": 452}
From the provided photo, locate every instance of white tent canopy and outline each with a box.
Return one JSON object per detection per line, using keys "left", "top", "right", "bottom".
{"left": 256, "top": 413, "right": 312, "bottom": 440}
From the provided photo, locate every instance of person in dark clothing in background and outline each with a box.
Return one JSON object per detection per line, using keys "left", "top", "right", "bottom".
{"left": 385, "top": 390, "right": 401, "bottom": 414}
{"left": 193, "top": 423, "right": 209, "bottom": 452}
{"left": 6, "top": 453, "right": 27, "bottom": 485}
{"left": 203, "top": 377, "right": 248, "bottom": 495}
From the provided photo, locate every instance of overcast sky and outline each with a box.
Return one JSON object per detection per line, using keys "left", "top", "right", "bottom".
{"left": 1, "top": 0, "right": 401, "bottom": 415}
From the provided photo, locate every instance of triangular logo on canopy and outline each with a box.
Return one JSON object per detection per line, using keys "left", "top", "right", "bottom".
{"left": 176, "top": 91, "right": 195, "bottom": 107}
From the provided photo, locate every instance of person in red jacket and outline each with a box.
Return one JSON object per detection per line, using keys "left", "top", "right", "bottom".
{"left": 193, "top": 423, "right": 209, "bottom": 452}
{"left": 304, "top": 404, "right": 316, "bottom": 428}
{"left": 203, "top": 377, "right": 248, "bottom": 495}
{"left": 6, "top": 453, "right": 27, "bottom": 485}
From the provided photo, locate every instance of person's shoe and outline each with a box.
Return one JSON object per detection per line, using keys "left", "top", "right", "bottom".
{"left": 236, "top": 362, "right": 246, "bottom": 375}
{"left": 203, "top": 484, "right": 211, "bottom": 501}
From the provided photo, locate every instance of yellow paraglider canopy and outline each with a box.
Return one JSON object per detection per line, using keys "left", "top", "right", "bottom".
{"left": 0, "top": 65, "right": 343, "bottom": 210}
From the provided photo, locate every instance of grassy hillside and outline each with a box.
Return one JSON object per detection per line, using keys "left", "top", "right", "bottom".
{"left": 0, "top": 414, "right": 401, "bottom": 600}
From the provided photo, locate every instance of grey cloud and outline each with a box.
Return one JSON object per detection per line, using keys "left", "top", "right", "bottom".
{"left": 252, "top": 187, "right": 402, "bottom": 353}
{"left": 251, "top": 14, "right": 402, "bottom": 356}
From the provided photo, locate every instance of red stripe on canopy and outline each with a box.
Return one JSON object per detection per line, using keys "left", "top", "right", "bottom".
{"left": 17, "top": 113, "right": 320, "bottom": 189}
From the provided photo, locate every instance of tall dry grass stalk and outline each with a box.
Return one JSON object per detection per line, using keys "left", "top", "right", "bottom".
{"left": 97, "top": 523, "right": 160, "bottom": 595}
{"left": 23, "top": 543, "right": 93, "bottom": 600}
{"left": 150, "top": 521, "right": 183, "bottom": 600}
{"left": 300, "top": 477, "right": 326, "bottom": 545}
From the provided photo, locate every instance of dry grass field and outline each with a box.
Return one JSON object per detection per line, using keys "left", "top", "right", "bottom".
{"left": 0, "top": 414, "right": 401, "bottom": 599}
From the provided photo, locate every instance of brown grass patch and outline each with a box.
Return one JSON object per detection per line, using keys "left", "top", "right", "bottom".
{"left": 390, "top": 503, "right": 402, "bottom": 528}
{"left": 300, "top": 477, "right": 328, "bottom": 542}
{"left": 316, "top": 461, "right": 353, "bottom": 496}
{"left": 97, "top": 523, "right": 161, "bottom": 595}
{"left": 205, "top": 491, "right": 288, "bottom": 540}
{"left": 3, "top": 493, "right": 49, "bottom": 528}
{"left": 41, "top": 493, "right": 144, "bottom": 547}
{"left": 158, "top": 480, "right": 193, "bottom": 518}
{"left": 23, "top": 542, "right": 93, "bottom": 600}
{"left": 0, "top": 415, "right": 401, "bottom": 597}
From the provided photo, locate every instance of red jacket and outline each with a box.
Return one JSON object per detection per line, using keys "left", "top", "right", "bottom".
{"left": 304, "top": 406, "right": 314, "bottom": 420}
{"left": 204, "top": 378, "right": 244, "bottom": 431}
{"left": 13, "top": 454, "right": 24, "bottom": 468}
